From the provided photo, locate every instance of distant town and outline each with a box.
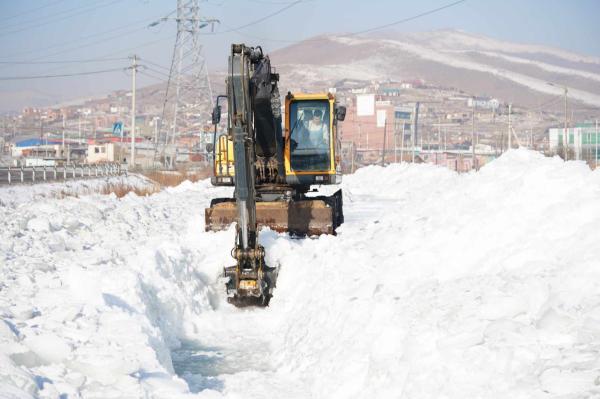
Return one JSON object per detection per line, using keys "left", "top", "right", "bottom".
{"left": 1, "top": 74, "right": 598, "bottom": 174}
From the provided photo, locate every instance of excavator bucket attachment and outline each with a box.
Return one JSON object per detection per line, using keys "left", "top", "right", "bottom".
{"left": 206, "top": 189, "right": 344, "bottom": 236}
{"left": 223, "top": 261, "right": 278, "bottom": 307}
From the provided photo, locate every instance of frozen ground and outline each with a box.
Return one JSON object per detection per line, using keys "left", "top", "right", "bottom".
{"left": 1, "top": 149, "right": 600, "bottom": 398}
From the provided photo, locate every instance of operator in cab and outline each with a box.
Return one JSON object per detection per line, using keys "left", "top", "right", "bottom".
{"left": 307, "top": 109, "right": 329, "bottom": 148}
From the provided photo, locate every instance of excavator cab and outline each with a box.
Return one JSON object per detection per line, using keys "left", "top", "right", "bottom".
{"left": 211, "top": 92, "right": 345, "bottom": 187}
{"left": 285, "top": 93, "right": 344, "bottom": 185}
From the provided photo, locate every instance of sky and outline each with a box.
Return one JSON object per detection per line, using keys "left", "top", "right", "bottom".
{"left": 0, "top": 0, "right": 599, "bottom": 112}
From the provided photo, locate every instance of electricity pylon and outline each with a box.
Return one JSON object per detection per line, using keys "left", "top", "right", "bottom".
{"left": 155, "top": 0, "right": 218, "bottom": 165}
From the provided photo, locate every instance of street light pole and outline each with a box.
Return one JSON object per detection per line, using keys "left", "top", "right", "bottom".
{"left": 130, "top": 55, "right": 138, "bottom": 168}
{"left": 508, "top": 103, "right": 512, "bottom": 151}
{"left": 563, "top": 87, "right": 569, "bottom": 161}
{"left": 471, "top": 97, "right": 476, "bottom": 170}
{"left": 548, "top": 82, "right": 569, "bottom": 160}
{"left": 594, "top": 119, "right": 598, "bottom": 169}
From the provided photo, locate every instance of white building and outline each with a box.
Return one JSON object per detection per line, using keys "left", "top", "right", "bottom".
{"left": 467, "top": 97, "right": 500, "bottom": 110}
{"left": 548, "top": 124, "right": 599, "bottom": 161}
{"left": 87, "top": 142, "right": 116, "bottom": 163}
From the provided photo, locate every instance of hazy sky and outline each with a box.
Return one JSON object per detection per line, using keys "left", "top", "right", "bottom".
{"left": 0, "top": 0, "right": 599, "bottom": 112}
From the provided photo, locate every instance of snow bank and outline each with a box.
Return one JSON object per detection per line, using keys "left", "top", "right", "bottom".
{"left": 0, "top": 174, "right": 155, "bottom": 207}
{"left": 2, "top": 150, "right": 600, "bottom": 398}
{"left": 0, "top": 179, "right": 232, "bottom": 397}
{"left": 263, "top": 149, "right": 600, "bottom": 398}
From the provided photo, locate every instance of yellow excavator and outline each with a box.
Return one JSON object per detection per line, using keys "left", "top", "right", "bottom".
{"left": 205, "top": 44, "right": 346, "bottom": 306}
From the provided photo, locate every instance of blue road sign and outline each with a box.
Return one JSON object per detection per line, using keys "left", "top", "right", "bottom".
{"left": 113, "top": 122, "right": 123, "bottom": 137}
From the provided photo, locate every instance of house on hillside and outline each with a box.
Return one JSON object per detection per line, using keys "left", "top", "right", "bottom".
{"left": 467, "top": 97, "right": 500, "bottom": 110}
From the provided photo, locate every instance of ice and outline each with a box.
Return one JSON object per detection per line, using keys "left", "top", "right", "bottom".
{"left": 1, "top": 149, "right": 600, "bottom": 397}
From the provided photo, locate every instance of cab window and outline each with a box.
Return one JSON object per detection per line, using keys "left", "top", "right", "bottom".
{"left": 289, "top": 100, "right": 331, "bottom": 172}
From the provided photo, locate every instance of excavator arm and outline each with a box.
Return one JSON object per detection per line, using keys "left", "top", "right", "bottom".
{"left": 222, "top": 44, "right": 277, "bottom": 305}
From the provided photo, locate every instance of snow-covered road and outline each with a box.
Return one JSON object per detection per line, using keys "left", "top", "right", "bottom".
{"left": 2, "top": 150, "right": 600, "bottom": 398}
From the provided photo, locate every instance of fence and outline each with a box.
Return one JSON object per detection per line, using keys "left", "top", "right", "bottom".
{"left": 0, "top": 163, "right": 127, "bottom": 185}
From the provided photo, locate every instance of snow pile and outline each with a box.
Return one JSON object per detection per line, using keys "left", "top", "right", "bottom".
{"left": 2, "top": 149, "right": 600, "bottom": 398}
{"left": 0, "top": 180, "right": 231, "bottom": 398}
{"left": 266, "top": 150, "right": 600, "bottom": 398}
{"left": 0, "top": 174, "right": 156, "bottom": 207}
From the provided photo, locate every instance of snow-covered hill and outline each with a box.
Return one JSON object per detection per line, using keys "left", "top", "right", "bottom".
{"left": 2, "top": 150, "right": 600, "bottom": 398}
{"left": 271, "top": 30, "right": 600, "bottom": 112}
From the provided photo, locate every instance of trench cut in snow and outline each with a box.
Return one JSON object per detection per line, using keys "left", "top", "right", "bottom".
{"left": 1, "top": 149, "right": 600, "bottom": 398}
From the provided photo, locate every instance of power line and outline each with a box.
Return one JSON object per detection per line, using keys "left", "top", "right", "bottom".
{"left": 0, "top": 0, "right": 125, "bottom": 37}
{"left": 140, "top": 58, "right": 171, "bottom": 72}
{"left": 201, "top": 0, "right": 303, "bottom": 35}
{"left": 98, "top": 35, "right": 176, "bottom": 60}
{"left": 0, "top": 33, "right": 173, "bottom": 82}
{"left": 535, "top": 95, "right": 563, "bottom": 110}
{"left": 0, "top": 68, "right": 125, "bottom": 81}
{"left": 139, "top": 70, "right": 170, "bottom": 83}
{"left": 0, "top": 25, "right": 172, "bottom": 76}
{"left": 144, "top": 66, "right": 171, "bottom": 78}
{"left": 0, "top": 1, "right": 99, "bottom": 30}
{"left": 1, "top": 10, "right": 174, "bottom": 60}
{"left": 0, "top": 58, "right": 128, "bottom": 65}
{"left": 350, "top": 0, "right": 467, "bottom": 36}
{"left": 246, "top": 0, "right": 313, "bottom": 4}
{"left": 225, "top": 0, "right": 467, "bottom": 43}
{"left": 0, "top": 0, "right": 68, "bottom": 23}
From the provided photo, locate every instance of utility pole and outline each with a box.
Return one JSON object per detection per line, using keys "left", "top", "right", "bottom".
{"left": 444, "top": 126, "right": 447, "bottom": 151}
{"left": 530, "top": 125, "right": 534, "bottom": 149}
{"left": 412, "top": 102, "right": 420, "bottom": 163}
{"left": 563, "top": 87, "right": 569, "bottom": 161}
{"left": 394, "top": 124, "right": 398, "bottom": 163}
{"left": 62, "top": 114, "right": 65, "bottom": 159}
{"left": 438, "top": 117, "right": 441, "bottom": 151}
{"left": 154, "top": 117, "right": 159, "bottom": 144}
{"left": 381, "top": 118, "right": 387, "bottom": 166}
{"left": 400, "top": 123, "right": 405, "bottom": 163}
{"left": 547, "top": 82, "right": 569, "bottom": 159}
{"left": 508, "top": 103, "right": 512, "bottom": 151}
{"left": 471, "top": 98, "right": 476, "bottom": 170}
{"left": 596, "top": 119, "right": 598, "bottom": 169}
{"left": 130, "top": 54, "right": 138, "bottom": 168}
{"left": 39, "top": 118, "right": 46, "bottom": 157}
{"left": 358, "top": 123, "right": 362, "bottom": 149}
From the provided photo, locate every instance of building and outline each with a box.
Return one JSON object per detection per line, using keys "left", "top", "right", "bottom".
{"left": 548, "top": 123, "right": 600, "bottom": 161}
{"left": 467, "top": 97, "right": 500, "bottom": 110}
{"left": 87, "top": 142, "right": 117, "bottom": 163}
{"left": 12, "top": 138, "right": 61, "bottom": 157}
{"left": 378, "top": 86, "right": 402, "bottom": 97}
{"left": 22, "top": 107, "right": 40, "bottom": 118}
